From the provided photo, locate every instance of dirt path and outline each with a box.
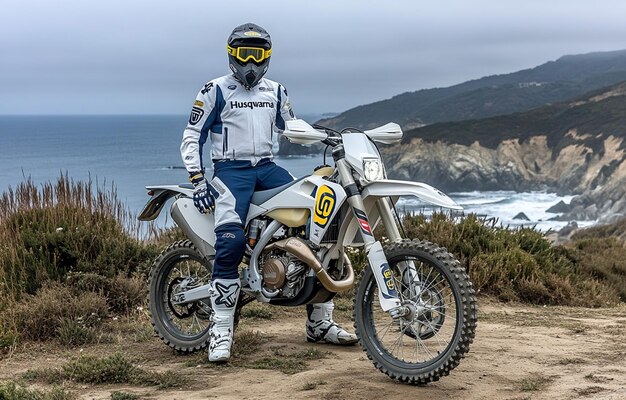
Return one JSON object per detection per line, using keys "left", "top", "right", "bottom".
{"left": 2, "top": 299, "right": 625, "bottom": 399}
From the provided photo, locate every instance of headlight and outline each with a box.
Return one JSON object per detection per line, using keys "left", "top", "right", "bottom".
{"left": 363, "top": 158, "right": 384, "bottom": 181}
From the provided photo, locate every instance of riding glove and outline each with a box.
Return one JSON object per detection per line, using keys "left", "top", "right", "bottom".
{"left": 191, "top": 174, "right": 214, "bottom": 214}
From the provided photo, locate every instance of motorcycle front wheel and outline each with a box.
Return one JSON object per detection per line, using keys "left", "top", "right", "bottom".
{"left": 353, "top": 239, "right": 477, "bottom": 384}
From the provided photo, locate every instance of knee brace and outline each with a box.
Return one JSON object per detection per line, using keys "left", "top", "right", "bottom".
{"left": 213, "top": 223, "right": 246, "bottom": 279}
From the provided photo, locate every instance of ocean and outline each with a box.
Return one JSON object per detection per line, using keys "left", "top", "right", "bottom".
{"left": 0, "top": 115, "right": 590, "bottom": 232}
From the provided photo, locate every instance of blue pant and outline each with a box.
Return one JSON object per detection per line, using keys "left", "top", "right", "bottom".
{"left": 210, "top": 158, "right": 293, "bottom": 279}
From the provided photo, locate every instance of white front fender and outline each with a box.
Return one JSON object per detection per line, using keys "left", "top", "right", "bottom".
{"left": 361, "top": 179, "right": 463, "bottom": 210}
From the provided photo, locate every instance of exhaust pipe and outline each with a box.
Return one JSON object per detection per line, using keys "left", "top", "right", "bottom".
{"left": 264, "top": 237, "right": 354, "bottom": 292}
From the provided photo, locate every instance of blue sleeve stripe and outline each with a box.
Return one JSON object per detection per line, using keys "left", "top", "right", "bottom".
{"left": 276, "top": 84, "right": 285, "bottom": 131}
{"left": 198, "top": 85, "right": 226, "bottom": 169}
{"left": 211, "top": 85, "right": 225, "bottom": 134}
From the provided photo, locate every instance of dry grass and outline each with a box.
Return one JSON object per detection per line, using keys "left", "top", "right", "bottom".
{"left": 572, "top": 216, "right": 626, "bottom": 242}
{"left": 24, "top": 353, "right": 186, "bottom": 389}
{"left": 14, "top": 283, "right": 109, "bottom": 342}
{"left": 565, "top": 237, "right": 626, "bottom": 302}
{"left": 584, "top": 373, "right": 614, "bottom": 384}
{"left": 0, "top": 381, "right": 76, "bottom": 400}
{"left": 517, "top": 373, "right": 555, "bottom": 391}
{"left": 554, "top": 357, "right": 587, "bottom": 366}
{"left": 0, "top": 175, "right": 160, "bottom": 347}
{"left": 573, "top": 386, "right": 609, "bottom": 396}
{"left": 301, "top": 380, "right": 327, "bottom": 391}
{"left": 240, "top": 302, "right": 274, "bottom": 320}
{"left": 110, "top": 392, "right": 141, "bottom": 400}
{"left": 242, "top": 347, "right": 330, "bottom": 374}
{"left": 182, "top": 330, "right": 329, "bottom": 375}
{"left": 0, "top": 174, "right": 159, "bottom": 303}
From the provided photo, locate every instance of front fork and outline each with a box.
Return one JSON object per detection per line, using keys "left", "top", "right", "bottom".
{"left": 335, "top": 157, "right": 411, "bottom": 317}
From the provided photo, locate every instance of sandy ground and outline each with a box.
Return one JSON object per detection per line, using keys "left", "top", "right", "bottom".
{"left": 1, "top": 298, "right": 625, "bottom": 400}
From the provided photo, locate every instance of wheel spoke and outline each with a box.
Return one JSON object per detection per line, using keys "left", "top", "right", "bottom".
{"left": 425, "top": 318, "right": 451, "bottom": 351}
{"left": 419, "top": 275, "right": 447, "bottom": 297}
{"left": 413, "top": 326, "right": 435, "bottom": 359}
{"left": 375, "top": 318, "right": 396, "bottom": 342}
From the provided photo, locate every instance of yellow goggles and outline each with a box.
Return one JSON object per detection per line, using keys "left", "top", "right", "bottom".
{"left": 227, "top": 45, "right": 272, "bottom": 63}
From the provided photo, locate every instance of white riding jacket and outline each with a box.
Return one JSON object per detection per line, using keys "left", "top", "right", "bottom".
{"left": 180, "top": 74, "right": 295, "bottom": 172}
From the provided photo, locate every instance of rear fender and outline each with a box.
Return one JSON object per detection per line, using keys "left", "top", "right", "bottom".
{"left": 137, "top": 184, "right": 216, "bottom": 258}
{"left": 137, "top": 184, "right": 194, "bottom": 221}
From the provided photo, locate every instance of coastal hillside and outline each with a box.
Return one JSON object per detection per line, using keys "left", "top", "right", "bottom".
{"left": 383, "top": 81, "right": 626, "bottom": 221}
{"left": 317, "top": 49, "right": 626, "bottom": 130}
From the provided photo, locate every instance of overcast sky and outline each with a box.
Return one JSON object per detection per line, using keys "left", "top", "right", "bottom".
{"left": 1, "top": 0, "right": 626, "bottom": 115}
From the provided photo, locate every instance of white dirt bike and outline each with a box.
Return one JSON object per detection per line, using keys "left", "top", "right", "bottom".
{"left": 138, "top": 119, "right": 477, "bottom": 384}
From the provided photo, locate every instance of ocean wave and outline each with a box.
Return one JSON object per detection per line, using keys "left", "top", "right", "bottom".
{"left": 457, "top": 197, "right": 509, "bottom": 206}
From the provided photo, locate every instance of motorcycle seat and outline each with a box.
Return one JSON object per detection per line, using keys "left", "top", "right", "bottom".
{"left": 251, "top": 176, "right": 306, "bottom": 206}
{"left": 177, "top": 177, "right": 305, "bottom": 206}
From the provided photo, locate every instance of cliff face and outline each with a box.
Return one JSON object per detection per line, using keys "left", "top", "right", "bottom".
{"left": 383, "top": 134, "right": 626, "bottom": 220}
{"left": 382, "top": 82, "right": 626, "bottom": 221}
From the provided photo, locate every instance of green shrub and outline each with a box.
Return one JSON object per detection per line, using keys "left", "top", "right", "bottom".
{"left": 14, "top": 283, "right": 108, "bottom": 341}
{"left": 571, "top": 216, "right": 626, "bottom": 242}
{"left": 26, "top": 353, "right": 185, "bottom": 389}
{"left": 0, "top": 175, "right": 160, "bottom": 304}
{"left": 563, "top": 237, "right": 626, "bottom": 302}
{"left": 111, "top": 392, "right": 140, "bottom": 400}
{"left": 0, "top": 334, "right": 18, "bottom": 354}
{"left": 65, "top": 272, "right": 146, "bottom": 313}
{"left": 0, "top": 176, "right": 160, "bottom": 345}
{"left": 384, "top": 212, "right": 622, "bottom": 306}
{"left": 241, "top": 303, "right": 273, "bottom": 320}
{"left": 233, "top": 330, "right": 269, "bottom": 356}
{"left": 57, "top": 318, "right": 97, "bottom": 347}
{"left": 106, "top": 274, "right": 146, "bottom": 313}
{"left": 63, "top": 353, "right": 137, "bottom": 384}
{"left": 0, "top": 381, "right": 75, "bottom": 400}
{"left": 243, "top": 347, "right": 329, "bottom": 375}
{"left": 0, "top": 316, "right": 19, "bottom": 354}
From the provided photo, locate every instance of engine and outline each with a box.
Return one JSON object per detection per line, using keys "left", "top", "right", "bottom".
{"left": 259, "top": 250, "right": 308, "bottom": 298}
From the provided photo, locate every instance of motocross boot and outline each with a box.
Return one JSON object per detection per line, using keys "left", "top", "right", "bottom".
{"left": 306, "top": 301, "right": 358, "bottom": 345}
{"left": 208, "top": 278, "right": 240, "bottom": 362}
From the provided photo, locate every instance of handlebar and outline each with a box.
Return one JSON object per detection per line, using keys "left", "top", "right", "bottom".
{"left": 313, "top": 124, "right": 342, "bottom": 147}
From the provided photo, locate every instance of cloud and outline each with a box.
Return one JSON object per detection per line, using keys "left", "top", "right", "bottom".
{"left": 1, "top": 0, "right": 626, "bottom": 114}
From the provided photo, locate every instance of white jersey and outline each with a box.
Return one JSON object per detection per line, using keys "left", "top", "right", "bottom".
{"left": 180, "top": 74, "right": 295, "bottom": 172}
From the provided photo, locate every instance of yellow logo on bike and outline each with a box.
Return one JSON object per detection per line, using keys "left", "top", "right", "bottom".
{"left": 313, "top": 185, "right": 335, "bottom": 227}
{"left": 381, "top": 264, "right": 396, "bottom": 292}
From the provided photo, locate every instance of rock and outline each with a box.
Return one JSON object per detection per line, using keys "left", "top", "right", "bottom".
{"left": 546, "top": 200, "right": 571, "bottom": 213}
{"left": 513, "top": 212, "right": 531, "bottom": 221}
{"left": 558, "top": 221, "right": 579, "bottom": 237}
{"left": 610, "top": 198, "right": 626, "bottom": 214}
{"left": 567, "top": 205, "right": 584, "bottom": 220}
{"left": 598, "top": 213, "right": 626, "bottom": 225}
{"left": 584, "top": 204, "right": 599, "bottom": 219}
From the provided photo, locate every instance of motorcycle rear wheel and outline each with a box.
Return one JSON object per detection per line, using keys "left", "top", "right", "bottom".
{"left": 147, "top": 240, "right": 213, "bottom": 353}
{"left": 353, "top": 239, "right": 477, "bottom": 384}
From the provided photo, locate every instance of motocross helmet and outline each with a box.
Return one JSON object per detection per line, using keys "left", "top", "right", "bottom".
{"left": 227, "top": 23, "right": 272, "bottom": 89}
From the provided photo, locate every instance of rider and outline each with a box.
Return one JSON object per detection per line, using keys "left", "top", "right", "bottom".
{"left": 180, "top": 23, "right": 357, "bottom": 362}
